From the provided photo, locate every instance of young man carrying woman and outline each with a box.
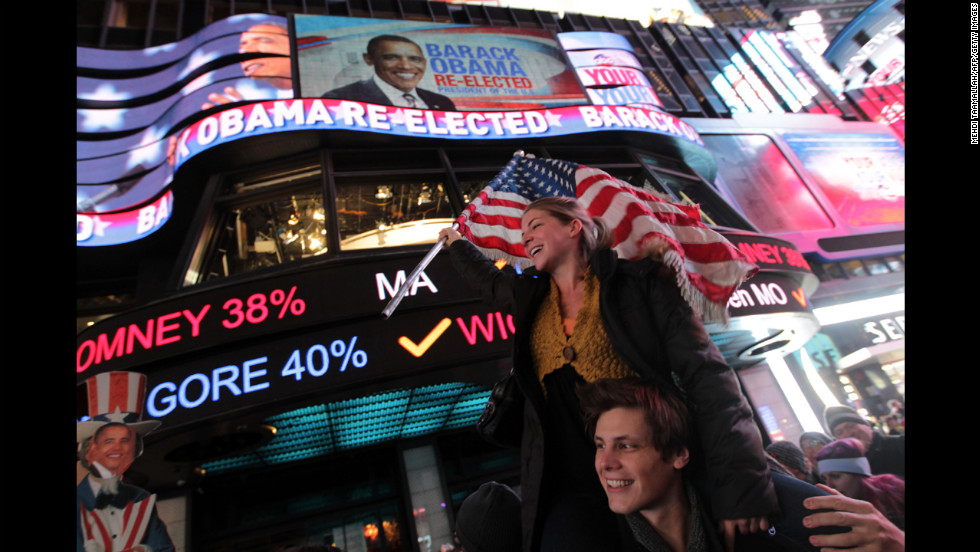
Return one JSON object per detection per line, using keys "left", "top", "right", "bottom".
{"left": 439, "top": 197, "right": 776, "bottom": 552}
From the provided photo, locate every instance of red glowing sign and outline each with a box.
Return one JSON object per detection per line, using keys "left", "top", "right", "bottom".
{"left": 733, "top": 239, "right": 811, "bottom": 271}
{"left": 721, "top": 232, "right": 813, "bottom": 273}
{"left": 75, "top": 255, "right": 493, "bottom": 376}
{"left": 76, "top": 286, "right": 311, "bottom": 373}
{"left": 221, "top": 286, "right": 306, "bottom": 329}
{"left": 77, "top": 190, "right": 175, "bottom": 247}
{"left": 455, "top": 311, "right": 516, "bottom": 345}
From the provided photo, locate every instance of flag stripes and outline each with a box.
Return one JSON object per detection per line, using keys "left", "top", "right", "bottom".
{"left": 452, "top": 154, "right": 757, "bottom": 321}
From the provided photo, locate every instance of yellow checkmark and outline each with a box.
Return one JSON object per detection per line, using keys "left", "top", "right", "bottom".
{"left": 399, "top": 318, "right": 453, "bottom": 357}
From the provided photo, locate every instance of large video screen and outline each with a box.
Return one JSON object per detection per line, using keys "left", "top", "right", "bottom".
{"left": 294, "top": 15, "right": 586, "bottom": 111}
{"left": 783, "top": 132, "right": 904, "bottom": 227}
{"left": 78, "top": 13, "right": 294, "bottom": 246}
{"left": 700, "top": 133, "right": 835, "bottom": 235}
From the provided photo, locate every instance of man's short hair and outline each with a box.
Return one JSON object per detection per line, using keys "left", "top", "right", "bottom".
{"left": 366, "top": 34, "right": 423, "bottom": 58}
{"left": 578, "top": 377, "right": 691, "bottom": 461}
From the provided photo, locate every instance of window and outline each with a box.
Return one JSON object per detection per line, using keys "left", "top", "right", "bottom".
{"left": 107, "top": 0, "right": 150, "bottom": 28}
{"left": 335, "top": 175, "right": 455, "bottom": 251}
{"left": 454, "top": 172, "right": 500, "bottom": 205}
{"left": 635, "top": 152, "right": 755, "bottom": 230}
{"left": 841, "top": 259, "right": 868, "bottom": 278}
{"left": 78, "top": 0, "right": 106, "bottom": 27}
{"left": 185, "top": 145, "right": 752, "bottom": 287}
{"left": 700, "top": 134, "right": 835, "bottom": 234}
{"left": 884, "top": 255, "right": 904, "bottom": 271}
{"left": 863, "top": 257, "right": 891, "bottom": 275}
{"left": 187, "top": 159, "right": 327, "bottom": 285}
{"left": 197, "top": 189, "right": 328, "bottom": 282}
{"left": 185, "top": 152, "right": 463, "bottom": 285}
{"left": 819, "top": 261, "right": 847, "bottom": 282}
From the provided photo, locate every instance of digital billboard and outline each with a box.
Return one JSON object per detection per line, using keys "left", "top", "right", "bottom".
{"left": 822, "top": 0, "right": 905, "bottom": 91}
{"left": 783, "top": 132, "right": 904, "bottom": 228}
{"left": 77, "top": 13, "right": 293, "bottom": 246}
{"left": 168, "top": 99, "right": 705, "bottom": 171}
{"left": 701, "top": 133, "right": 836, "bottom": 235}
{"left": 77, "top": 190, "right": 174, "bottom": 248}
{"left": 294, "top": 15, "right": 586, "bottom": 111}
{"left": 558, "top": 31, "right": 663, "bottom": 111}
{"left": 845, "top": 84, "right": 905, "bottom": 140}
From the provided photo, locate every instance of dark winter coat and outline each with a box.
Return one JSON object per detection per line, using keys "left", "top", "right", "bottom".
{"left": 622, "top": 473, "right": 843, "bottom": 552}
{"left": 867, "top": 431, "right": 905, "bottom": 479}
{"left": 448, "top": 240, "right": 778, "bottom": 552}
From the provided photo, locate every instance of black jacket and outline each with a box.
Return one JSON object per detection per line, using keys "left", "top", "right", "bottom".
{"left": 622, "top": 473, "right": 844, "bottom": 552}
{"left": 868, "top": 431, "right": 905, "bottom": 479}
{"left": 448, "top": 241, "right": 778, "bottom": 552}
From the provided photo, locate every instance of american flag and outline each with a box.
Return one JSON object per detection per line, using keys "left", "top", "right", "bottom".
{"left": 454, "top": 154, "right": 757, "bottom": 322}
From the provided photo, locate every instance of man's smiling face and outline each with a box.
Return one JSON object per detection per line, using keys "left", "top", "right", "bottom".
{"left": 86, "top": 424, "right": 137, "bottom": 476}
{"left": 365, "top": 40, "right": 427, "bottom": 93}
{"left": 593, "top": 407, "right": 689, "bottom": 516}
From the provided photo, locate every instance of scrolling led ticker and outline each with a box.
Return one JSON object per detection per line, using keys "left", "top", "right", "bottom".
{"left": 137, "top": 302, "right": 516, "bottom": 428}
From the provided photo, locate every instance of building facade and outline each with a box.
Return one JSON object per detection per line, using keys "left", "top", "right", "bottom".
{"left": 77, "top": 2, "right": 904, "bottom": 551}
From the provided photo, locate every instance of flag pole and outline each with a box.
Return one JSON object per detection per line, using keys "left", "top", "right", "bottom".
{"left": 381, "top": 222, "right": 457, "bottom": 319}
{"left": 381, "top": 150, "right": 527, "bottom": 319}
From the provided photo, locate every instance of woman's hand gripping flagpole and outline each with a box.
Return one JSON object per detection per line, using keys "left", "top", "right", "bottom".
{"left": 381, "top": 151, "right": 528, "bottom": 320}
{"left": 381, "top": 221, "right": 457, "bottom": 319}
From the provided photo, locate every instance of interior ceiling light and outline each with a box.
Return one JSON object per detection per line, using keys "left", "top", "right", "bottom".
{"left": 200, "top": 382, "right": 491, "bottom": 476}
{"left": 376, "top": 186, "right": 393, "bottom": 200}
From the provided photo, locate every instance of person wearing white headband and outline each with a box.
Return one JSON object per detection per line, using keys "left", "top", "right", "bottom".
{"left": 814, "top": 438, "right": 904, "bottom": 531}
{"left": 818, "top": 457, "right": 871, "bottom": 477}
{"left": 817, "top": 445, "right": 875, "bottom": 501}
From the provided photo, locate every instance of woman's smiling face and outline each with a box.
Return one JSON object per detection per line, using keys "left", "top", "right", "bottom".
{"left": 520, "top": 208, "right": 581, "bottom": 272}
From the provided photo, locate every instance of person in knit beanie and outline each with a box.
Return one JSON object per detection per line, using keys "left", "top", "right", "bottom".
{"left": 823, "top": 404, "right": 904, "bottom": 479}
{"left": 798, "top": 432, "right": 832, "bottom": 484}
{"left": 824, "top": 406, "right": 871, "bottom": 440}
{"left": 766, "top": 441, "right": 809, "bottom": 481}
{"left": 454, "top": 482, "right": 522, "bottom": 552}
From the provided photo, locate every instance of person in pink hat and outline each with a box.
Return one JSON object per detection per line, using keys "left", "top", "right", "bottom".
{"left": 77, "top": 371, "right": 175, "bottom": 552}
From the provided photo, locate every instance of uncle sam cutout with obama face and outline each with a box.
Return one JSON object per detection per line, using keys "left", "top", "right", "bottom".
{"left": 77, "top": 371, "right": 175, "bottom": 552}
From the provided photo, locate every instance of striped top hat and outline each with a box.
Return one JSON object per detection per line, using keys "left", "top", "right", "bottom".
{"left": 77, "top": 371, "right": 161, "bottom": 443}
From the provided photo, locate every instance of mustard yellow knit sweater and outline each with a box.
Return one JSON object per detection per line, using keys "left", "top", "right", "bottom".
{"left": 530, "top": 268, "right": 634, "bottom": 391}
